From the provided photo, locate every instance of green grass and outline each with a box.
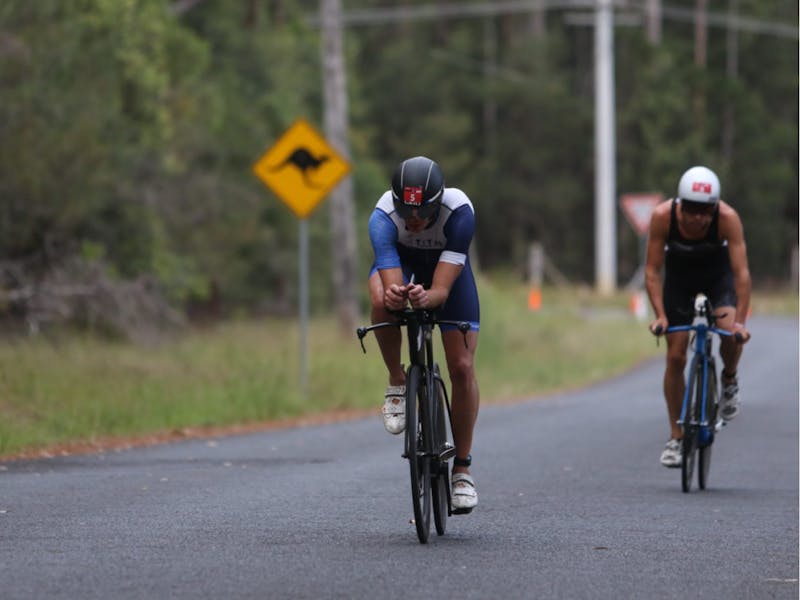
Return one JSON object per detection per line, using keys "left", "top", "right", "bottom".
{"left": 0, "top": 276, "right": 795, "bottom": 458}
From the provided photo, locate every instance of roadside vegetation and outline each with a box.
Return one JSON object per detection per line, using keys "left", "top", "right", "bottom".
{"left": 1, "top": 277, "right": 794, "bottom": 459}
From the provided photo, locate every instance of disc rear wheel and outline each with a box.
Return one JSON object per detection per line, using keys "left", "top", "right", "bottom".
{"left": 431, "top": 367, "right": 450, "bottom": 536}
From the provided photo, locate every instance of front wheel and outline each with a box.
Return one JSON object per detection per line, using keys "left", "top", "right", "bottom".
{"left": 681, "top": 429, "right": 696, "bottom": 493}
{"left": 405, "top": 365, "right": 431, "bottom": 543}
{"left": 698, "top": 360, "right": 718, "bottom": 490}
{"left": 681, "top": 358, "right": 703, "bottom": 493}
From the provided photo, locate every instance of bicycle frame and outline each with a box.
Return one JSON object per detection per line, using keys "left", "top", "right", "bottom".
{"left": 666, "top": 296, "right": 733, "bottom": 431}
{"left": 665, "top": 293, "right": 735, "bottom": 492}
{"left": 357, "top": 307, "right": 469, "bottom": 459}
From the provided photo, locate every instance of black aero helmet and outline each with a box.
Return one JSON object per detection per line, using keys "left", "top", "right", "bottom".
{"left": 391, "top": 156, "right": 445, "bottom": 220}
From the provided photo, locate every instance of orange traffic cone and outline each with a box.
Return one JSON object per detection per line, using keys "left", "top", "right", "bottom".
{"left": 629, "top": 291, "right": 647, "bottom": 321}
{"left": 528, "top": 287, "right": 542, "bottom": 311}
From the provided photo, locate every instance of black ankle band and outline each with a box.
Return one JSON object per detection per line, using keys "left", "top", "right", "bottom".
{"left": 722, "top": 370, "right": 737, "bottom": 379}
{"left": 453, "top": 454, "right": 472, "bottom": 467}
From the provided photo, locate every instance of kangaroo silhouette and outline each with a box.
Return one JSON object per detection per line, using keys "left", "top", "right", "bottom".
{"left": 271, "top": 147, "right": 330, "bottom": 188}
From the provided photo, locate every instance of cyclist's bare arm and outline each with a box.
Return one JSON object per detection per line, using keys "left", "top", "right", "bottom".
{"left": 645, "top": 202, "right": 671, "bottom": 333}
{"left": 378, "top": 267, "right": 409, "bottom": 311}
{"left": 407, "top": 261, "right": 464, "bottom": 310}
{"left": 718, "top": 203, "right": 751, "bottom": 341}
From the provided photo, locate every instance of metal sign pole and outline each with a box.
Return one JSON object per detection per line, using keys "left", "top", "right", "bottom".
{"left": 299, "top": 219, "right": 309, "bottom": 396}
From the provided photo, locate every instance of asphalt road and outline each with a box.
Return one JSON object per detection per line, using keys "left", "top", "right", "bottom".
{"left": 1, "top": 316, "right": 797, "bottom": 599}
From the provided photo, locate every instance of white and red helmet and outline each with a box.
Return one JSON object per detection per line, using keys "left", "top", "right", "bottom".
{"left": 677, "top": 166, "right": 721, "bottom": 205}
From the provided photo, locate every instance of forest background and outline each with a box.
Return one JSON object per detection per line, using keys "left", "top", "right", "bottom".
{"left": 0, "top": 0, "right": 797, "bottom": 340}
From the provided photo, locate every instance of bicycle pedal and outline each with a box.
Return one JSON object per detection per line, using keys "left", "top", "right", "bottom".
{"left": 452, "top": 507, "right": 473, "bottom": 515}
{"left": 439, "top": 443, "right": 456, "bottom": 462}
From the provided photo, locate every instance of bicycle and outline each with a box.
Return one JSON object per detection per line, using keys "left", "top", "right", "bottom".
{"left": 357, "top": 307, "right": 470, "bottom": 543}
{"left": 656, "top": 293, "right": 741, "bottom": 493}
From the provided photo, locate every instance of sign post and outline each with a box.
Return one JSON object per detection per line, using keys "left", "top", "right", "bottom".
{"left": 253, "top": 119, "right": 350, "bottom": 394}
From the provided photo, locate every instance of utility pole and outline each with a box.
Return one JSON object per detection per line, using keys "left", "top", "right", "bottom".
{"left": 594, "top": 0, "right": 617, "bottom": 295}
{"left": 321, "top": 0, "right": 359, "bottom": 335}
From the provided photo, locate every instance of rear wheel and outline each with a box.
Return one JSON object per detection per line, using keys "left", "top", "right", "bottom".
{"left": 681, "top": 359, "right": 703, "bottom": 493}
{"left": 405, "top": 365, "right": 431, "bottom": 543}
{"left": 431, "top": 366, "right": 450, "bottom": 536}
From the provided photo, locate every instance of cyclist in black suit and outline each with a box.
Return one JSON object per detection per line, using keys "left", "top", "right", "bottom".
{"left": 644, "top": 166, "right": 751, "bottom": 468}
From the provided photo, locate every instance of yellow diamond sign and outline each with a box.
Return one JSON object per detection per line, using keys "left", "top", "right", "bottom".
{"left": 253, "top": 119, "right": 351, "bottom": 219}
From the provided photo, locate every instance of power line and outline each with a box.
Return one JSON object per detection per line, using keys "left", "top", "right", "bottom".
{"left": 660, "top": 5, "right": 798, "bottom": 39}
{"left": 306, "top": 1, "right": 799, "bottom": 39}
{"left": 307, "top": 1, "right": 590, "bottom": 26}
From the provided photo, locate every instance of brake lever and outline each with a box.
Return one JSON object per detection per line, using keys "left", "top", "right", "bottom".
{"left": 356, "top": 327, "right": 368, "bottom": 353}
{"left": 458, "top": 322, "right": 470, "bottom": 348}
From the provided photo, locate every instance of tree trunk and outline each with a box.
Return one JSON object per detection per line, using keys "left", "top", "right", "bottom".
{"left": 321, "top": 0, "right": 360, "bottom": 335}
{"left": 694, "top": 0, "right": 708, "bottom": 67}
{"left": 645, "top": 0, "right": 661, "bottom": 45}
{"left": 483, "top": 17, "right": 498, "bottom": 159}
{"left": 722, "top": 0, "right": 738, "bottom": 169}
{"left": 693, "top": 0, "right": 708, "bottom": 145}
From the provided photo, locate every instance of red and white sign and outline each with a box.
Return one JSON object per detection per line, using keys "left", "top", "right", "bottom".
{"left": 620, "top": 193, "right": 663, "bottom": 236}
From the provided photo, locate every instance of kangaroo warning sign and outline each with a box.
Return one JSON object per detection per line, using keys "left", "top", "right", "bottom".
{"left": 620, "top": 193, "right": 663, "bottom": 237}
{"left": 253, "top": 119, "right": 351, "bottom": 219}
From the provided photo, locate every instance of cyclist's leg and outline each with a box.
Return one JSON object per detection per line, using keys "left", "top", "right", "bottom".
{"left": 709, "top": 272, "right": 742, "bottom": 378}
{"left": 716, "top": 306, "right": 742, "bottom": 375}
{"left": 441, "top": 328, "right": 479, "bottom": 475}
{"left": 662, "top": 273, "right": 692, "bottom": 441}
{"left": 664, "top": 331, "right": 690, "bottom": 440}
{"left": 369, "top": 270, "right": 408, "bottom": 433}
{"left": 709, "top": 272, "right": 741, "bottom": 418}
{"left": 436, "top": 269, "right": 480, "bottom": 474}
{"left": 436, "top": 269, "right": 480, "bottom": 511}
{"left": 441, "top": 327, "right": 479, "bottom": 512}
{"left": 368, "top": 270, "right": 405, "bottom": 386}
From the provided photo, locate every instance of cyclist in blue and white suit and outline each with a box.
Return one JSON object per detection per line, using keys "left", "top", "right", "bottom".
{"left": 368, "top": 156, "right": 479, "bottom": 513}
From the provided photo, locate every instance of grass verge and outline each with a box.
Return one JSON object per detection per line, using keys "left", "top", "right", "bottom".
{"left": 0, "top": 276, "right": 795, "bottom": 459}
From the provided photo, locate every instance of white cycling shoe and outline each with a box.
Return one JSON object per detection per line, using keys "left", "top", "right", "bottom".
{"left": 382, "top": 386, "right": 405, "bottom": 434}
{"left": 660, "top": 438, "right": 682, "bottom": 468}
{"left": 451, "top": 473, "right": 478, "bottom": 513}
{"left": 720, "top": 376, "right": 740, "bottom": 421}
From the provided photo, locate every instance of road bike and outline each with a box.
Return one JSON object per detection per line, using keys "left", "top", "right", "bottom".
{"left": 357, "top": 307, "right": 470, "bottom": 543}
{"left": 659, "top": 293, "right": 739, "bottom": 493}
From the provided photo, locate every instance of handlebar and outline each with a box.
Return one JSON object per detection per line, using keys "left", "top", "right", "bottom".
{"left": 356, "top": 307, "right": 471, "bottom": 353}
{"left": 651, "top": 293, "right": 745, "bottom": 343}
{"left": 652, "top": 323, "right": 743, "bottom": 343}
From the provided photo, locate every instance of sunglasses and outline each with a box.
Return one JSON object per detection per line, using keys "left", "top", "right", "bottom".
{"left": 681, "top": 201, "right": 715, "bottom": 215}
{"left": 395, "top": 201, "right": 440, "bottom": 221}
